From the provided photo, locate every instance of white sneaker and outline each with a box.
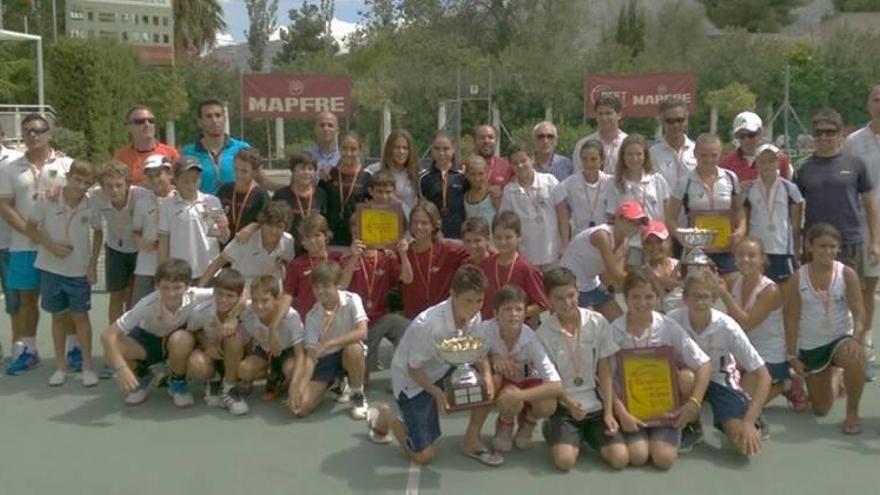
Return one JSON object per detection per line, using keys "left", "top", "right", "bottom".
{"left": 204, "top": 381, "right": 223, "bottom": 407}
{"left": 336, "top": 379, "right": 352, "bottom": 403}
{"left": 125, "top": 371, "right": 159, "bottom": 405}
{"left": 168, "top": 378, "right": 195, "bottom": 408}
{"left": 350, "top": 391, "right": 369, "bottom": 420}
{"left": 221, "top": 386, "right": 249, "bottom": 416}
{"left": 81, "top": 369, "right": 99, "bottom": 387}
{"left": 48, "top": 369, "right": 66, "bottom": 386}
{"left": 366, "top": 406, "right": 393, "bottom": 444}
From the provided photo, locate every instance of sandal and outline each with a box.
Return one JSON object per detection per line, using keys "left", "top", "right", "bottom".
{"left": 463, "top": 448, "right": 504, "bottom": 467}
{"left": 842, "top": 418, "right": 862, "bottom": 435}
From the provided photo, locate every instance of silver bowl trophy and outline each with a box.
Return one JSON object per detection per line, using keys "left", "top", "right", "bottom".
{"left": 676, "top": 228, "right": 718, "bottom": 276}
{"left": 437, "top": 336, "right": 493, "bottom": 411}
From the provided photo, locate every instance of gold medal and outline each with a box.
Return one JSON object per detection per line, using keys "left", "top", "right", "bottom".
{"left": 573, "top": 376, "right": 584, "bottom": 386}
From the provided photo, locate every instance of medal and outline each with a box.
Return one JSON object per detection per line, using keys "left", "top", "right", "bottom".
{"left": 365, "top": 299, "right": 373, "bottom": 310}
{"left": 573, "top": 376, "right": 584, "bottom": 386}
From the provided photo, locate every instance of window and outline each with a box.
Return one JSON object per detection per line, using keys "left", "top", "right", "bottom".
{"left": 98, "top": 12, "right": 116, "bottom": 22}
{"left": 142, "top": 15, "right": 149, "bottom": 24}
{"left": 122, "top": 32, "right": 129, "bottom": 41}
{"left": 121, "top": 13, "right": 129, "bottom": 23}
{"left": 69, "top": 10, "right": 85, "bottom": 20}
{"left": 163, "top": 34, "right": 170, "bottom": 44}
{"left": 153, "top": 33, "right": 160, "bottom": 43}
{"left": 153, "top": 16, "right": 159, "bottom": 26}
{"left": 162, "top": 17, "right": 169, "bottom": 27}
{"left": 87, "top": 12, "right": 94, "bottom": 21}
{"left": 135, "top": 15, "right": 139, "bottom": 25}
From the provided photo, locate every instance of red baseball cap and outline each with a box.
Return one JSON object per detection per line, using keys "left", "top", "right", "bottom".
{"left": 641, "top": 220, "right": 669, "bottom": 241}
{"left": 616, "top": 200, "right": 649, "bottom": 224}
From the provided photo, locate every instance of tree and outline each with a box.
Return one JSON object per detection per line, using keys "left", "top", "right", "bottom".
{"left": 614, "top": 0, "right": 646, "bottom": 57}
{"left": 173, "top": 0, "right": 226, "bottom": 57}
{"left": 245, "top": 0, "right": 279, "bottom": 72}
{"left": 700, "top": 0, "right": 804, "bottom": 32}
{"left": 834, "top": 0, "right": 880, "bottom": 11}
{"left": 274, "top": 1, "right": 338, "bottom": 65}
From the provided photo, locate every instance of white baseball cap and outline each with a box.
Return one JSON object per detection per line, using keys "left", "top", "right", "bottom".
{"left": 142, "top": 154, "right": 172, "bottom": 170}
{"left": 755, "top": 143, "right": 781, "bottom": 157}
{"left": 733, "top": 111, "right": 762, "bottom": 134}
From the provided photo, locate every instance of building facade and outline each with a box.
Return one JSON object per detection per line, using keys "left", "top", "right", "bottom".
{"left": 66, "top": 0, "right": 174, "bottom": 65}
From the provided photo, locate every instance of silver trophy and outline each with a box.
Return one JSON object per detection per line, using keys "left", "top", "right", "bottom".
{"left": 676, "top": 228, "right": 718, "bottom": 275}
{"left": 437, "top": 336, "right": 492, "bottom": 411}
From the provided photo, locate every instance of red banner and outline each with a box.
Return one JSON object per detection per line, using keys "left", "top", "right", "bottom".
{"left": 242, "top": 74, "right": 353, "bottom": 119}
{"left": 584, "top": 73, "right": 696, "bottom": 118}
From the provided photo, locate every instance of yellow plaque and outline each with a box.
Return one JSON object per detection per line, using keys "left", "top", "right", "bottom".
{"left": 691, "top": 211, "right": 732, "bottom": 251}
{"left": 356, "top": 203, "right": 404, "bottom": 249}
{"left": 617, "top": 346, "right": 679, "bottom": 427}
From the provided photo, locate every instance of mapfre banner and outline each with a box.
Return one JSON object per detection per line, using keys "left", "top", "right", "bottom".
{"left": 242, "top": 74, "right": 353, "bottom": 119}
{"left": 584, "top": 73, "right": 696, "bottom": 118}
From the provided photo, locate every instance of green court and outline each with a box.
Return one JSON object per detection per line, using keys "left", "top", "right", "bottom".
{"left": 1, "top": 293, "right": 879, "bottom": 495}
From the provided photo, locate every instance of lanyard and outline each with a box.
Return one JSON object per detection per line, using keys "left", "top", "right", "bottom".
{"left": 309, "top": 252, "right": 328, "bottom": 270}
{"left": 806, "top": 264, "right": 837, "bottom": 321}
{"left": 440, "top": 170, "right": 449, "bottom": 211}
{"left": 494, "top": 252, "right": 518, "bottom": 288}
{"left": 559, "top": 312, "right": 583, "bottom": 381}
{"left": 337, "top": 166, "right": 362, "bottom": 208}
{"left": 293, "top": 186, "right": 314, "bottom": 217}
{"left": 412, "top": 243, "right": 434, "bottom": 300}
{"left": 697, "top": 169, "right": 719, "bottom": 209}
{"left": 583, "top": 175, "right": 604, "bottom": 222}
{"left": 230, "top": 182, "right": 255, "bottom": 232}
{"left": 359, "top": 254, "right": 379, "bottom": 307}
{"left": 758, "top": 178, "right": 781, "bottom": 225}
{"left": 318, "top": 300, "right": 340, "bottom": 342}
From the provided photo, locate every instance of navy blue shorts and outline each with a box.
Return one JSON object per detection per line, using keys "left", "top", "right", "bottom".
{"left": 397, "top": 378, "right": 446, "bottom": 453}
{"left": 311, "top": 349, "right": 344, "bottom": 383}
{"left": 579, "top": 286, "right": 614, "bottom": 308}
{"left": 39, "top": 271, "right": 91, "bottom": 314}
{"left": 705, "top": 382, "right": 752, "bottom": 431}
{"left": 765, "top": 362, "right": 791, "bottom": 384}
{"left": 105, "top": 245, "right": 137, "bottom": 292}
{"left": 765, "top": 254, "right": 795, "bottom": 284}
{"left": 708, "top": 252, "right": 736, "bottom": 275}
{"left": 0, "top": 248, "right": 20, "bottom": 314}
{"left": 128, "top": 327, "right": 167, "bottom": 368}
{"left": 542, "top": 408, "right": 624, "bottom": 450}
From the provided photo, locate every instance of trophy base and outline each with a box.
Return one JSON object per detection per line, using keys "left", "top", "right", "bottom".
{"left": 443, "top": 375, "right": 493, "bottom": 412}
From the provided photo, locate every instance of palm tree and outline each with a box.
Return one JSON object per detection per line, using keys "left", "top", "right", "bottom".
{"left": 173, "top": 0, "right": 227, "bottom": 57}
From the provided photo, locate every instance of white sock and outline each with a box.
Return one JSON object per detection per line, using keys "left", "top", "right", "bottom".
{"left": 65, "top": 335, "right": 80, "bottom": 352}
{"left": 21, "top": 337, "right": 37, "bottom": 352}
{"left": 351, "top": 385, "right": 364, "bottom": 395}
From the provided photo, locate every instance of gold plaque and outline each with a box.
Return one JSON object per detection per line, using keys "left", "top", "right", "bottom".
{"left": 617, "top": 346, "right": 679, "bottom": 427}
{"left": 690, "top": 210, "right": 732, "bottom": 252}
{"left": 356, "top": 203, "right": 404, "bottom": 249}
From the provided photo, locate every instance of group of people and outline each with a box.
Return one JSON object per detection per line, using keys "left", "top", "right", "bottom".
{"left": 0, "top": 84, "right": 878, "bottom": 471}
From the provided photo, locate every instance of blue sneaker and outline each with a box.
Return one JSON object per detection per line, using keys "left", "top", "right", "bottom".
{"left": 6, "top": 347, "right": 39, "bottom": 376}
{"left": 67, "top": 347, "right": 83, "bottom": 373}
{"left": 168, "top": 378, "right": 195, "bottom": 408}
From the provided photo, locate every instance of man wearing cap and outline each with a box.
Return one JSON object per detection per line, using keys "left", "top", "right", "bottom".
{"left": 720, "top": 111, "right": 792, "bottom": 182}
{"left": 113, "top": 105, "right": 180, "bottom": 186}
{"left": 0, "top": 114, "right": 73, "bottom": 375}
{"left": 131, "top": 155, "right": 177, "bottom": 305}
{"left": 843, "top": 84, "right": 880, "bottom": 380}
{"left": 180, "top": 98, "right": 251, "bottom": 195}
{"left": 796, "top": 108, "right": 880, "bottom": 277}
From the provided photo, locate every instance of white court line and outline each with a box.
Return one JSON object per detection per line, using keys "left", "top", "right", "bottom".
{"left": 405, "top": 461, "right": 421, "bottom": 495}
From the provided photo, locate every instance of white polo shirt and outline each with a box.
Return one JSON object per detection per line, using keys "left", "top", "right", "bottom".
{"left": 667, "top": 308, "right": 765, "bottom": 390}
{"left": 672, "top": 167, "right": 739, "bottom": 214}
{"left": 0, "top": 151, "right": 73, "bottom": 252}
{"left": 132, "top": 190, "right": 176, "bottom": 277}
{"left": 610, "top": 311, "right": 709, "bottom": 370}
{"left": 572, "top": 130, "right": 628, "bottom": 174}
{"left": 552, "top": 171, "right": 613, "bottom": 236}
{"left": 479, "top": 320, "right": 560, "bottom": 383}
{"left": 650, "top": 137, "right": 697, "bottom": 191}
{"left": 186, "top": 298, "right": 225, "bottom": 345}
{"left": 116, "top": 287, "right": 214, "bottom": 337}
{"left": 500, "top": 171, "right": 560, "bottom": 265}
{"left": 221, "top": 229, "right": 296, "bottom": 283}
{"left": 30, "top": 191, "right": 102, "bottom": 278}
{"left": 0, "top": 146, "right": 24, "bottom": 250}
{"left": 157, "top": 191, "right": 223, "bottom": 278}
{"left": 240, "top": 303, "right": 304, "bottom": 353}
{"left": 390, "top": 299, "right": 483, "bottom": 399}
{"left": 745, "top": 177, "right": 803, "bottom": 255}
{"left": 304, "top": 290, "right": 368, "bottom": 355}
{"left": 559, "top": 224, "right": 612, "bottom": 292}
{"left": 94, "top": 185, "right": 150, "bottom": 253}
{"left": 537, "top": 308, "right": 619, "bottom": 414}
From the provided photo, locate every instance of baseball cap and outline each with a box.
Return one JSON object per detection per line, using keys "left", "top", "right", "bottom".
{"left": 616, "top": 200, "right": 649, "bottom": 224}
{"left": 143, "top": 154, "right": 172, "bottom": 171}
{"left": 641, "top": 220, "right": 669, "bottom": 241}
{"left": 174, "top": 156, "right": 203, "bottom": 175}
{"left": 755, "top": 143, "right": 781, "bottom": 157}
{"left": 733, "top": 111, "right": 762, "bottom": 134}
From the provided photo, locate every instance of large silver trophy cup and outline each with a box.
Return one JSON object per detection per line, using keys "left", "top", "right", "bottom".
{"left": 676, "top": 228, "right": 718, "bottom": 276}
{"left": 437, "top": 336, "right": 493, "bottom": 411}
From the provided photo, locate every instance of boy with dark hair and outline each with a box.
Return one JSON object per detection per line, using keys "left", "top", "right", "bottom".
{"left": 216, "top": 147, "right": 270, "bottom": 237}
{"left": 461, "top": 217, "right": 492, "bottom": 266}
{"left": 272, "top": 152, "right": 327, "bottom": 254}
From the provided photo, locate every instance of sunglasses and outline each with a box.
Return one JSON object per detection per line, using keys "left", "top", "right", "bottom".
{"left": 130, "top": 117, "right": 156, "bottom": 125}
{"left": 812, "top": 128, "right": 838, "bottom": 137}
{"left": 24, "top": 127, "right": 50, "bottom": 137}
{"left": 664, "top": 117, "right": 686, "bottom": 125}
{"left": 736, "top": 131, "right": 759, "bottom": 139}
{"left": 536, "top": 133, "right": 556, "bottom": 140}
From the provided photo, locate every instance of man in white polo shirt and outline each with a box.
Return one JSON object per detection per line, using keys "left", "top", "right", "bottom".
{"left": 572, "top": 95, "right": 628, "bottom": 175}
{"left": 0, "top": 121, "right": 23, "bottom": 361}
{"left": 843, "top": 84, "right": 880, "bottom": 380}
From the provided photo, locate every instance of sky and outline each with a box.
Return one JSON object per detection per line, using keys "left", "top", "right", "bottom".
{"left": 218, "top": 0, "right": 366, "bottom": 45}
